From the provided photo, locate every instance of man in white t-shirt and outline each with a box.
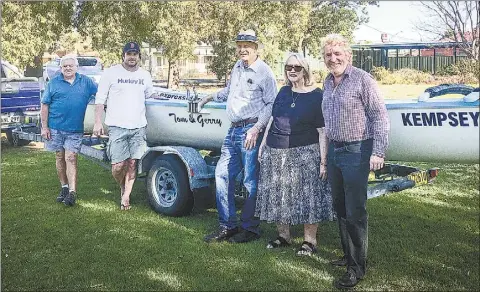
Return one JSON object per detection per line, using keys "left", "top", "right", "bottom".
{"left": 93, "top": 41, "right": 160, "bottom": 210}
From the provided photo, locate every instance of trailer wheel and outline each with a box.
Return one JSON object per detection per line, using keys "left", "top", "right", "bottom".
{"left": 146, "top": 154, "right": 193, "bottom": 217}
{"left": 6, "top": 130, "right": 31, "bottom": 146}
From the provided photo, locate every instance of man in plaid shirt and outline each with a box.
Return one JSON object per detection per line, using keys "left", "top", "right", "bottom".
{"left": 321, "top": 34, "right": 390, "bottom": 289}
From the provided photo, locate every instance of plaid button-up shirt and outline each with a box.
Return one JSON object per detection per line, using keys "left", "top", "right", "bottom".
{"left": 213, "top": 58, "right": 277, "bottom": 130}
{"left": 322, "top": 65, "right": 390, "bottom": 157}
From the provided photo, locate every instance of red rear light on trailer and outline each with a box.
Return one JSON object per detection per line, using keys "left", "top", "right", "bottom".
{"left": 428, "top": 168, "right": 439, "bottom": 179}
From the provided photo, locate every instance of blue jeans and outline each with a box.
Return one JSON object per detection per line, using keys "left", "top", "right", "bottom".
{"left": 215, "top": 123, "right": 263, "bottom": 234}
{"left": 327, "top": 139, "right": 373, "bottom": 279}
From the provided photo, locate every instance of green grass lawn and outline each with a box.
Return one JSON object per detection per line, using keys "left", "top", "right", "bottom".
{"left": 1, "top": 144, "right": 479, "bottom": 291}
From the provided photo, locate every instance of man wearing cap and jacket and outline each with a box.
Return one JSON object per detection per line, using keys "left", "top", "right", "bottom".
{"left": 200, "top": 29, "right": 278, "bottom": 243}
{"left": 93, "top": 42, "right": 160, "bottom": 210}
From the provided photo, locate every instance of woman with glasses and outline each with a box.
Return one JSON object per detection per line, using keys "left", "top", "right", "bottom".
{"left": 255, "top": 53, "right": 335, "bottom": 256}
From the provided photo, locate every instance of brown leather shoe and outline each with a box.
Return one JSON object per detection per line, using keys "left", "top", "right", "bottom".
{"left": 204, "top": 227, "right": 239, "bottom": 243}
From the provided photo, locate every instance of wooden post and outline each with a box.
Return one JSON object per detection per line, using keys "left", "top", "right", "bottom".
{"left": 433, "top": 47, "right": 436, "bottom": 75}
{"left": 453, "top": 45, "right": 457, "bottom": 64}
{"left": 378, "top": 48, "right": 381, "bottom": 69}
{"left": 360, "top": 48, "right": 364, "bottom": 70}
{"left": 385, "top": 49, "right": 389, "bottom": 69}
{"left": 410, "top": 48, "right": 413, "bottom": 68}
{"left": 418, "top": 48, "right": 421, "bottom": 71}
{"left": 371, "top": 48, "right": 375, "bottom": 72}
{"left": 396, "top": 49, "right": 399, "bottom": 70}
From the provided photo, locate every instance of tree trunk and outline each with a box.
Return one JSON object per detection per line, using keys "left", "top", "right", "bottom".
{"left": 173, "top": 62, "right": 180, "bottom": 89}
{"left": 167, "top": 60, "right": 171, "bottom": 88}
{"left": 148, "top": 46, "right": 153, "bottom": 75}
{"left": 297, "top": 37, "right": 304, "bottom": 55}
{"left": 167, "top": 60, "right": 179, "bottom": 89}
{"left": 24, "top": 54, "right": 43, "bottom": 78}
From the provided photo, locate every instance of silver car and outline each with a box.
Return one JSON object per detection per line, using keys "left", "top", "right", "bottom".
{"left": 43, "top": 56, "right": 103, "bottom": 84}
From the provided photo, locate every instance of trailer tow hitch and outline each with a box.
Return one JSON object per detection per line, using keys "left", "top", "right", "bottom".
{"left": 367, "top": 164, "right": 439, "bottom": 199}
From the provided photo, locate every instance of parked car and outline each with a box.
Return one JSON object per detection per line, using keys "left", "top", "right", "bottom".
{"left": 43, "top": 56, "right": 103, "bottom": 84}
{"left": 1, "top": 60, "right": 41, "bottom": 145}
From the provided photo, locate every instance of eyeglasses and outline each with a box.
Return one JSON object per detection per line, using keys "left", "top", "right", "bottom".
{"left": 62, "top": 65, "right": 76, "bottom": 68}
{"left": 284, "top": 65, "right": 303, "bottom": 72}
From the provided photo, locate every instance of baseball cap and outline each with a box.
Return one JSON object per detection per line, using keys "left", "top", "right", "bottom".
{"left": 235, "top": 29, "right": 259, "bottom": 44}
{"left": 229, "top": 29, "right": 264, "bottom": 49}
{"left": 123, "top": 42, "right": 140, "bottom": 54}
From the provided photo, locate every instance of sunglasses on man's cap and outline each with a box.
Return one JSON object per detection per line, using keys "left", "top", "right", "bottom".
{"left": 285, "top": 65, "right": 303, "bottom": 72}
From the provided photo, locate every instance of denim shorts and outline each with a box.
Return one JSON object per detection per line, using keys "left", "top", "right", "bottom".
{"left": 44, "top": 129, "right": 83, "bottom": 153}
{"left": 107, "top": 126, "right": 147, "bottom": 164}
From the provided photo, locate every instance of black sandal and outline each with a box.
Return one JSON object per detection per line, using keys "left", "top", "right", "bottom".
{"left": 296, "top": 241, "right": 317, "bottom": 256}
{"left": 266, "top": 236, "right": 291, "bottom": 249}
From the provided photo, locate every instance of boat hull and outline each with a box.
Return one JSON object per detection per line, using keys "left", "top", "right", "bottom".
{"left": 84, "top": 90, "right": 479, "bottom": 163}
{"left": 84, "top": 99, "right": 231, "bottom": 151}
{"left": 144, "top": 100, "right": 229, "bottom": 150}
{"left": 385, "top": 100, "right": 479, "bottom": 163}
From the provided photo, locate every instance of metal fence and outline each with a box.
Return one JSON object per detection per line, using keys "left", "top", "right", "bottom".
{"left": 351, "top": 42, "right": 473, "bottom": 74}
{"left": 353, "top": 50, "right": 469, "bottom": 74}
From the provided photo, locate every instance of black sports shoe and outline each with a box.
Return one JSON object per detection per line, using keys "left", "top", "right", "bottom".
{"left": 64, "top": 191, "right": 76, "bottom": 206}
{"left": 204, "top": 227, "right": 239, "bottom": 243}
{"left": 228, "top": 229, "right": 260, "bottom": 243}
{"left": 56, "top": 187, "right": 69, "bottom": 202}
{"left": 330, "top": 255, "right": 348, "bottom": 267}
{"left": 334, "top": 269, "right": 362, "bottom": 289}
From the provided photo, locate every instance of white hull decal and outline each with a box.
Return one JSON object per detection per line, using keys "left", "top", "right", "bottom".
{"left": 401, "top": 111, "right": 479, "bottom": 127}
{"left": 169, "top": 113, "right": 223, "bottom": 128}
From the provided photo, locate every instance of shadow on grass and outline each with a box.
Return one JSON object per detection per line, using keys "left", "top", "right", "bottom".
{"left": 1, "top": 147, "right": 479, "bottom": 291}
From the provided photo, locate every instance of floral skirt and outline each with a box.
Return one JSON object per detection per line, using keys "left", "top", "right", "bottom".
{"left": 255, "top": 143, "right": 335, "bottom": 225}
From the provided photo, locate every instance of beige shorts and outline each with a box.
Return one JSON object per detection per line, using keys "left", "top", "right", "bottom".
{"left": 107, "top": 126, "right": 147, "bottom": 164}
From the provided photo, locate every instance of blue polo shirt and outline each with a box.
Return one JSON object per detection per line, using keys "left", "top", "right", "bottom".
{"left": 41, "top": 73, "right": 98, "bottom": 133}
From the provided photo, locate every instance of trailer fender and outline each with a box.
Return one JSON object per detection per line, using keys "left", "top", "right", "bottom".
{"left": 139, "top": 146, "right": 213, "bottom": 190}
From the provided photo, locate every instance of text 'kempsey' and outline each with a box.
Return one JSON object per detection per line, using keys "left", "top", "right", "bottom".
{"left": 401, "top": 112, "right": 479, "bottom": 127}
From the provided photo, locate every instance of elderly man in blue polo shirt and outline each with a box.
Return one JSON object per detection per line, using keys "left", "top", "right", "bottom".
{"left": 41, "top": 54, "right": 98, "bottom": 206}
{"left": 200, "top": 29, "right": 278, "bottom": 243}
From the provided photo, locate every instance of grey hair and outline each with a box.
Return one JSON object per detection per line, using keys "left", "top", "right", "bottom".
{"left": 284, "top": 53, "right": 314, "bottom": 87}
{"left": 60, "top": 54, "right": 79, "bottom": 66}
{"left": 321, "top": 34, "right": 353, "bottom": 63}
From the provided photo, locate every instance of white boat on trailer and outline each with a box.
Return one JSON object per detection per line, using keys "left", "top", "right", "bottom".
{"left": 386, "top": 84, "right": 479, "bottom": 163}
{"left": 83, "top": 84, "right": 480, "bottom": 163}
{"left": 13, "top": 84, "right": 479, "bottom": 216}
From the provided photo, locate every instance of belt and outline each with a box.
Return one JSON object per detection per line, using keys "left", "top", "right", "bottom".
{"left": 231, "top": 117, "right": 258, "bottom": 128}
{"left": 332, "top": 140, "right": 363, "bottom": 148}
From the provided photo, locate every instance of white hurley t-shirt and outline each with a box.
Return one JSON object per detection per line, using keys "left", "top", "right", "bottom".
{"left": 95, "top": 64, "right": 155, "bottom": 129}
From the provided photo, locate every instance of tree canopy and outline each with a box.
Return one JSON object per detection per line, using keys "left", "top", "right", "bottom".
{"left": 199, "top": 1, "right": 374, "bottom": 81}
{"left": 414, "top": 1, "right": 479, "bottom": 59}
{"left": 1, "top": 1, "right": 74, "bottom": 69}
{"left": 76, "top": 1, "right": 152, "bottom": 67}
{"left": 2, "top": 1, "right": 375, "bottom": 86}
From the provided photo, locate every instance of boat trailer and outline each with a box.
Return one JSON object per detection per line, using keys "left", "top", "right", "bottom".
{"left": 11, "top": 124, "right": 439, "bottom": 216}
{"left": 367, "top": 164, "right": 439, "bottom": 199}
